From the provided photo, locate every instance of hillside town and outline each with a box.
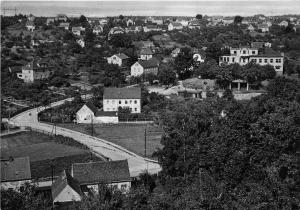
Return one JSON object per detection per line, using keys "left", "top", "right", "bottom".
{"left": 1, "top": 3, "right": 300, "bottom": 210}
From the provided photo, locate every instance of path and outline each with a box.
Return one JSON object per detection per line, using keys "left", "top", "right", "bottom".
{"left": 9, "top": 96, "right": 161, "bottom": 177}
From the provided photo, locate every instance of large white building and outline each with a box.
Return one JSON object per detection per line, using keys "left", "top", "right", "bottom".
{"left": 103, "top": 87, "right": 142, "bottom": 113}
{"left": 219, "top": 47, "right": 284, "bottom": 76}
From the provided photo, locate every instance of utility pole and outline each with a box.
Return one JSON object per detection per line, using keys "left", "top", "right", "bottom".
{"left": 144, "top": 126, "right": 147, "bottom": 157}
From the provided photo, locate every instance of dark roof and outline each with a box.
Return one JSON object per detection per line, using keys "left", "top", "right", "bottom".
{"left": 115, "top": 53, "right": 129, "bottom": 60}
{"left": 103, "top": 87, "right": 141, "bottom": 99}
{"left": 85, "top": 102, "right": 98, "bottom": 114}
{"left": 72, "top": 160, "right": 131, "bottom": 185}
{"left": 255, "top": 48, "right": 283, "bottom": 57}
{"left": 26, "top": 21, "right": 35, "bottom": 26}
{"left": 95, "top": 111, "right": 118, "bottom": 117}
{"left": 51, "top": 170, "right": 82, "bottom": 200}
{"left": 251, "top": 42, "right": 265, "bottom": 49}
{"left": 138, "top": 57, "right": 160, "bottom": 69}
{"left": 170, "top": 22, "right": 183, "bottom": 27}
{"left": 1, "top": 157, "right": 31, "bottom": 182}
{"left": 140, "top": 48, "right": 154, "bottom": 55}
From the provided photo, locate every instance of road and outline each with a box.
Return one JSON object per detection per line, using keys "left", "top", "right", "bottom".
{"left": 9, "top": 96, "right": 162, "bottom": 177}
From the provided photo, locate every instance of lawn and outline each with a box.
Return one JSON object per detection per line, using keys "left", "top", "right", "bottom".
{"left": 1, "top": 131, "right": 103, "bottom": 179}
{"left": 57, "top": 123, "right": 164, "bottom": 159}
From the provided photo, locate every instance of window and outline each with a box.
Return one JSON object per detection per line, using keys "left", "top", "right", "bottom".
{"left": 125, "top": 100, "right": 128, "bottom": 104}
{"left": 243, "top": 50, "right": 246, "bottom": 54}
{"left": 121, "top": 184, "right": 127, "bottom": 191}
{"left": 135, "top": 108, "right": 137, "bottom": 111}
{"left": 233, "top": 51, "right": 237, "bottom": 54}
{"left": 252, "top": 51, "right": 255, "bottom": 54}
{"left": 253, "top": 59, "right": 257, "bottom": 63}
{"left": 270, "top": 59, "right": 273, "bottom": 63}
{"left": 119, "top": 101, "right": 121, "bottom": 104}
{"left": 130, "top": 100, "right": 132, "bottom": 104}
{"left": 259, "top": 59, "right": 262, "bottom": 63}
{"left": 278, "top": 59, "right": 282, "bottom": 63}
{"left": 264, "top": 59, "right": 268, "bottom": 63}
{"left": 106, "top": 100, "right": 109, "bottom": 104}
{"left": 275, "top": 66, "right": 281, "bottom": 69}
{"left": 107, "top": 108, "right": 110, "bottom": 111}
{"left": 134, "top": 100, "right": 137, "bottom": 104}
{"left": 232, "top": 57, "right": 235, "bottom": 62}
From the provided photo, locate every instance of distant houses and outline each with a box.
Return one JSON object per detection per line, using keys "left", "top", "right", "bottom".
{"left": 139, "top": 48, "right": 154, "bottom": 60}
{"left": 168, "top": 22, "right": 183, "bottom": 31}
{"left": 143, "top": 25, "right": 162, "bottom": 32}
{"left": 59, "top": 22, "right": 70, "bottom": 30}
{"left": 188, "top": 19, "right": 201, "bottom": 29}
{"left": 93, "top": 25, "right": 103, "bottom": 35}
{"left": 103, "top": 87, "right": 142, "bottom": 113}
{"left": 26, "top": 21, "right": 35, "bottom": 31}
{"left": 72, "top": 26, "right": 85, "bottom": 36}
{"left": 257, "top": 23, "right": 269, "bottom": 33}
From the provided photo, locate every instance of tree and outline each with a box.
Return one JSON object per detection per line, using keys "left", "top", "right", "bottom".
{"left": 196, "top": 14, "right": 203, "bottom": 20}
{"left": 158, "top": 64, "right": 176, "bottom": 86}
{"left": 174, "top": 47, "right": 193, "bottom": 80}
{"left": 144, "top": 73, "right": 157, "bottom": 85}
{"left": 234, "top": 16, "right": 243, "bottom": 25}
{"left": 222, "top": 88, "right": 234, "bottom": 100}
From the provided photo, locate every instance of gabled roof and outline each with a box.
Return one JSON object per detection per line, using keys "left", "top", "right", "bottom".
{"left": 85, "top": 102, "right": 98, "bottom": 114}
{"left": 51, "top": 170, "right": 82, "bottom": 200}
{"left": 26, "top": 21, "right": 35, "bottom": 26}
{"left": 59, "top": 22, "right": 70, "bottom": 27}
{"left": 103, "top": 87, "right": 141, "bottom": 99}
{"left": 140, "top": 48, "right": 154, "bottom": 55}
{"left": 170, "top": 22, "right": 183, "bottom": 27}
{"left": 1, "top": 157, "right": 31, "bottom": 182}
{"left": 95, "top": 111, "right": 118, "bottom": 117}
{"left": 137, "top": 57, "right": 160, "bottom": 69}
{"left": 72, "top": 160, "right": 131, "bottom": 185}
{"left": 115, "top": 53, "right": 129, "bottom": 60}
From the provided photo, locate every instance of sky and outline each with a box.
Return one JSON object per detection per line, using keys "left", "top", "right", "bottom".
{"left": 2, "top": 0, "right": 300, "bottom": 17}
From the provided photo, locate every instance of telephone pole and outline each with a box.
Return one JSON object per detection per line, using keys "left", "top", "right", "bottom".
{"left": 144, "top": 126, "right": 147, "bottom": 157}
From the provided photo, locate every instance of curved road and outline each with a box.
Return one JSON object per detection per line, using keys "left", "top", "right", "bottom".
{"left": 9, "top": 96, "right": 161, "bottom": 177}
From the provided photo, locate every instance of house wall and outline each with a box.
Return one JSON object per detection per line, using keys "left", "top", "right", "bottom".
{"left": 94, "top": 116, "right": 119, "bottom": 124}
{"left": 33, "top": 70, "right": 52, "bottom": 80}
{"left": 54, "top": 185, "right": 81, "bottom": 203}
{"left": 76, "top": 105, "right": 95, "bottom": 123}
{"left": 107, "top": 55, "right": 122, "bottom": 66}
{"left": 86, "top": 181, "right": 131, "bottom": 194}
{"left": 140, "top": 54, "right": 152, "bottom": 60}
{"left": 249, "top": 57, "right": 283, "bottom": 74}
{"left": 131, "top": 62, "right": 144, "bottom": 76}
{"left": 103, "top": 99, "right": 141, "bottom": 113}
{"left": 17, "top": 69, "right": 34, "bottom": 83}
{"left": 1, "top": 180, "right": 31, "bottom": 190}
{"left": 144, "top": 67, "right": 158, "bottom": 75}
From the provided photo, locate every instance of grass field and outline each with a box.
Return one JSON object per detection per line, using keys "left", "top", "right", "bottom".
{"left": 1, "top": 131, "right": 103, "bottom": 179}
{"left": 57, "top": 123, "right": 164, "bottom": 159}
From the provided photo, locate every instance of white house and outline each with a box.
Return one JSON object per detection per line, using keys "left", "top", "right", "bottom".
{"left": 17, "top": 60, "right": 54, "bottom": 83}
{"left": 26, "top": 21, "right": 35, "bottom": 31}
{"left": 279, "top": 20, "right": 289, "bottom": 27}
{"left": 51, "top": 170, "right": 82, "bottom": 204}
{"left": 143, "top": 25, "right": 162, "bottom": 32}
{"left": 1, "top": 157, "right": 31, "bottom": 190}
{"left": 108, "top": 26, "right": 125, "bottom": 36}
{"left": 171, "top": 48, "right": 181, "bottom": 58}
{"left": 56, "top": 14, "right": 68, "bottom": 22}
{"left": 247, "top": 24, "right": 255, "bottom": 32}
{"left": 168, "top": 22, "right": 183, "bottom": 31}
{"left": 103, "top": 87, "right": 141, "bottom": 113}
{"left": 193, "top": 53, "right": 205, "bottom": 63}
{"left": 140, "top": 48, "right": 154, "bottom": 60}
{"left": 77, "top": 39, "right": 85, "bottom": 48}
{"left": 131, "top": 58, "right": 160, "bottom": 77}
{"left": 188, "top": 19, "right": 201, "bottom": 29}
{"left": 107, "top": 53, "right": 129, "bottom": 67}
{"left": 71, "top": 160, "right": 131, "bottom": 193}
{"left": 176, "top": 19, "right": 189, "bottom": 27}
{"left": 76, "top": 102, "right": 119, "bottom": 124}
{"left": 59, "top": 22, "right": 70, "bottom": 30}
{"left": 219, "top": 47, "right": 284, "bottom": 76}
{"left": 257, "top": 24, "right": 269, "bottom": 33}
{"left": 72, "top": 26, "right": 85, "bottom": 36}
{"left": 93, "top": 25, "right": 103, "bottom": 35}
{"left": 126, "top": 19, "right": 135, "bottom": 26}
